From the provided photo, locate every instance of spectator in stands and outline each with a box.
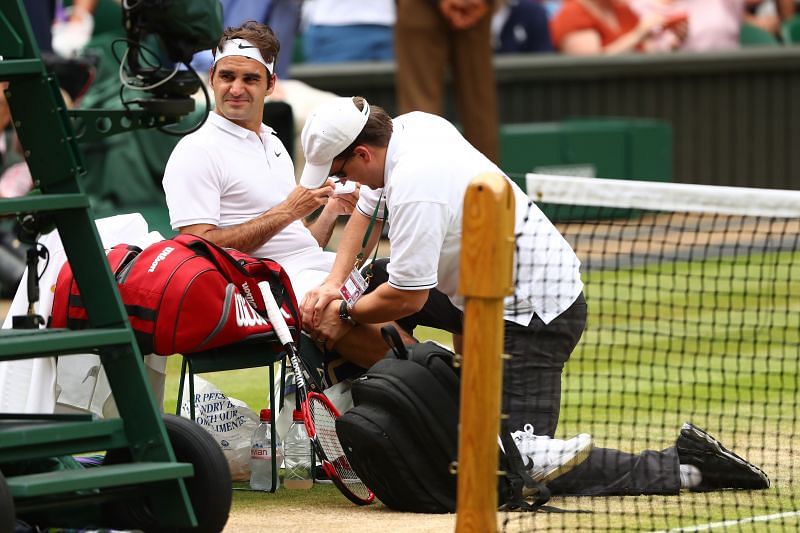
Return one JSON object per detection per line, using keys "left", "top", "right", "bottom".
{"left": 0, "top": 83, "right": 32, "bottom": 295}
{"left": 192, "top": 0, "right": 302, "bottom": 80}
{"left": 301, "top": 0, "right": 395, "bottom": 62}
{"left": 743, "top": 0, "right": 783, "bottom": 36}
{"left": 542, "top": 0, "right": 564, "bottom": 18}
{"left": 550, "top": 0, "right": 685, "bottom": 54}
{"left": 631, "top": 0, "right": 743, "bottom": 52}
{"left": 0, "top": 84, "right": 11, "bottom": 172}
{"left": 1, "top": 81, "right": 71, "bottom": 199}
{"left": 0, "top": 82, "right": 30, "bottom": 199}
{"left": 492, "top": 0, "right": 554, "bottom": 53}
{"left": 23, "top": 0, "right": 97, "bottom": 57}
{"left": 264, "top": 0, "right": 304, "bottom": 79}
{"left": 776, "top": 0, "right": 798, "bottom": 19}
{"left": 395, "top": 0, "right": 499, "bottom": 163}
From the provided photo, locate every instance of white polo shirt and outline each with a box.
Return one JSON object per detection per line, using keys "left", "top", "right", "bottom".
{"left": 163, "top": 112, "right": 329, "bottom": 272}
{"left": 356, "top": 112, "right": 583, "bottom": 326}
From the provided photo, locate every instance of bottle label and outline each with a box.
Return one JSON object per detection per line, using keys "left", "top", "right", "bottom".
{"left": 251, "top": 447, "right": 272, "bottom": 459}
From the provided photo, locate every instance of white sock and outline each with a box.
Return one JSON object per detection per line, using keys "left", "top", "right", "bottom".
{"left": 679, "top": 464, "right": 702, "bottom": 489}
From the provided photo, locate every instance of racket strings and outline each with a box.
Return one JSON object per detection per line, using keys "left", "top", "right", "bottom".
{"left": 309, "top": 397, "right": 372, "bottom": 499}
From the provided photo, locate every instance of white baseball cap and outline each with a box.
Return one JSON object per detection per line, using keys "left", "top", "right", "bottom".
{"left": 300, "top": 97, "right": 370, "bottom": 189}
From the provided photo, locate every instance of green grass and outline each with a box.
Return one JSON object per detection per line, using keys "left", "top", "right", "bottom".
{"left": 230, "top": 481, "right": 349, "bottom": 512}
{"left": 542, "top": 250, "right": 800, "bottom": 530}
{"left": 560, "top": 255, "right": 800, "bottom": 434}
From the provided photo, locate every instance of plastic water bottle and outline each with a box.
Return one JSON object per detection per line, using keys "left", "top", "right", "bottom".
{"left": 250, "top": 408, "right": 283, "bottom": 491}
{"left": 275, "top": 370, "right": 296, "bottom": 441}
{"left": 283, "top": 410, "right": 313, "bottom": 490}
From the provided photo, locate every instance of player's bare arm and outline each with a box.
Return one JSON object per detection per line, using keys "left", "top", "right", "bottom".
{"left": 179, "top": 183, "right": 333, "bottom": 253}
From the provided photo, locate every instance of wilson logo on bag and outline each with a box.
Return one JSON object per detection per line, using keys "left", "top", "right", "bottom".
{"left": 49, "top": 234, "right": 300, "bottom": 356}
{"left": 234, "top": 292, "right": 269, "bottom": 328}
{"left": 147, "top": 246, "right": 175, "bottom": 272}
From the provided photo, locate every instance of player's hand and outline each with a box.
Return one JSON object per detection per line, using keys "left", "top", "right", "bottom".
{"left": 323, "top": 183, "right": 360, "bottom": 217}
{"left": 439, "top": 0, "right": 488, "bottom": 30}
{"left": 301, "top": 281, "right": 343, "bottom": 328}
{"left": 284, "top": 181, "right": 335, "bottom": 219}
{"left": 303, "top": 299, "right": 353, "bottom": 348}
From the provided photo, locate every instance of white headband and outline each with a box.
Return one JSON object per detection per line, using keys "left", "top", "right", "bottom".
{"left": 214, "top": 38, "right": 275, "bottom": 75}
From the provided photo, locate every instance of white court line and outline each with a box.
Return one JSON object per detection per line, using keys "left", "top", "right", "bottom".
{"left": 651, "top": 510, "right": 800, "bottom": 532}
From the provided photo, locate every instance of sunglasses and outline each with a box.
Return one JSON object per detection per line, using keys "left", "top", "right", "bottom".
{"left": 331, "top": 153, "right": 354, "bottom": 181}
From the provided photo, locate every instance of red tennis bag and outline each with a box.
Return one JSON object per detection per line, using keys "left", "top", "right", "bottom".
{"left": 50, "top": 234, "right": 300, "bottom": 355}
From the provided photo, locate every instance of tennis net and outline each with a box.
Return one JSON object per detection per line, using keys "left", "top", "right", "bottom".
{"left": 497, "top": 175, "right": 800, "bottom": 532}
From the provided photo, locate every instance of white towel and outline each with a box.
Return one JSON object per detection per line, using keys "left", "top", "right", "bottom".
{"left": 0, "top": 213, "right": 166, "bottom": 415}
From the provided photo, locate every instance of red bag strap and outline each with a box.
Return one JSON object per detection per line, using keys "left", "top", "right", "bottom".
{"left": 171, "top": 234, "right": 253, "bottom": 284}
{"left": 169, "top": 234, "right": 301, "bottom": 336}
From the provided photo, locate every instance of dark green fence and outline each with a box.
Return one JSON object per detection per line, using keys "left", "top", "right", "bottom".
{"left": 291, "top": 48, "right": 800, "bottom": 190}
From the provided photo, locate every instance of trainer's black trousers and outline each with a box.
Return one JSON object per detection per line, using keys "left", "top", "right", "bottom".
{"left": 366, "top": 259, "right": 681, "bottom": 496}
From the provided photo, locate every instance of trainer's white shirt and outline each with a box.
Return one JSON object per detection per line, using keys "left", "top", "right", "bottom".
{"left": 356, "top": 112, "right": 583, "bottom": 326}
{"left": 163, "top": 112, "right": 334, "bottom": 293}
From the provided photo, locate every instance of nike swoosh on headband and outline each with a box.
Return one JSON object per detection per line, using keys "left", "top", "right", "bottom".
{"left": 214, "top": 38, "right": 274, "bottom": 74}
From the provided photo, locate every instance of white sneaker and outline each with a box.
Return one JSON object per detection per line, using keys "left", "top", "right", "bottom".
{"left": 511, "top": 424, "right": 593, "bottom": 483}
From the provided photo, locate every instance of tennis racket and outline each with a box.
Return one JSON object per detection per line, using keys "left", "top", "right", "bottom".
{"left": 258, "top": 281, "right": 375, "bottom": 506}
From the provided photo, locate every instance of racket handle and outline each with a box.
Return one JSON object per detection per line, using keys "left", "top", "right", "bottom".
{"left": 257, "top": 281, "right": 294, "bottom": 346}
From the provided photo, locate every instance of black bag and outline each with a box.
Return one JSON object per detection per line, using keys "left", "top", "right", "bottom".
{"left": 335, "top": 327, "right": 548, "bottom": 513}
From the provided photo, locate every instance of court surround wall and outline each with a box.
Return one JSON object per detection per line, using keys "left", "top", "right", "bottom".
{"left": 291, "top": 48, "right": 800, "bottom": 190}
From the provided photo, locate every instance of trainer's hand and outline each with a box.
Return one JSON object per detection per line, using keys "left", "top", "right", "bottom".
{"left": 323, "top": 183, "right": 360, "bottom": 217}
{"left": 283, "top": 181, "right": 335, "bottom": 219}
{"left": 303, "top": 299, "right": 353, "bottom": 349}
{"left": 301, "top": 281, "right": 343, "bottom": 328}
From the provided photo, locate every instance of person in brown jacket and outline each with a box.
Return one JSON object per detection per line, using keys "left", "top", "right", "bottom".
{"left": 394, "top": 0, "right": 500, "bottom": 163}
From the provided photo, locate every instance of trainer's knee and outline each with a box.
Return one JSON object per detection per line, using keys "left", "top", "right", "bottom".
{"left": 503, "top": 365, "right": 562, "bottom": 436}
